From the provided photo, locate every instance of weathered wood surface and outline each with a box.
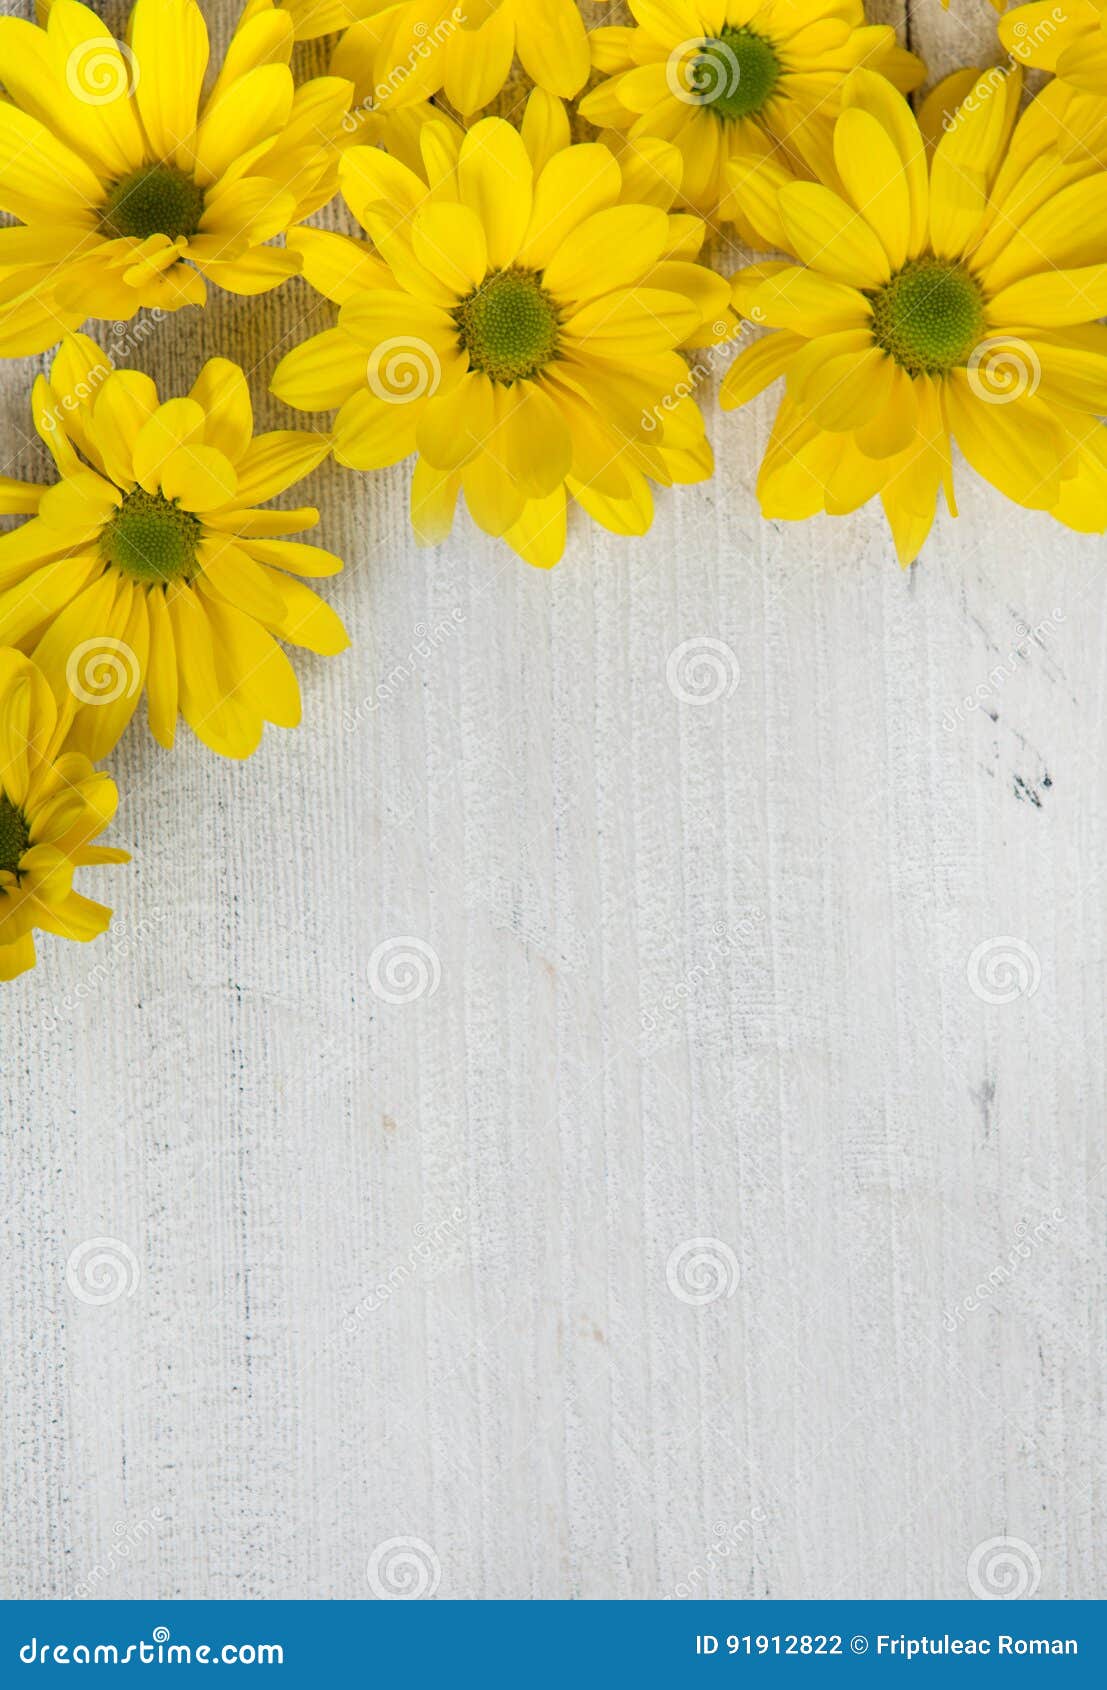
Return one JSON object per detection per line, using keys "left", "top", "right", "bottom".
{"left": 1, "top": 0, "right": 1102, "bottom": 1599}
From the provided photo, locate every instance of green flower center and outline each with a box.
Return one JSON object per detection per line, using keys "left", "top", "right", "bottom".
{"left": 99, "top": 489, "right": 203, "bottom": 584}
{"left": 454, "top": 268, "right": 561, "bottom": 384}
{"left": 0, "top": 793, "right": 30, "bottom": 878}
{"left": 868, "top": 259, "right": 986, "bottom": 376}
{"left": 100, "top": 165, "right": 205, "bottom": 242}
{"left": 691, "top": 27, "right": 781, "bottom": 121}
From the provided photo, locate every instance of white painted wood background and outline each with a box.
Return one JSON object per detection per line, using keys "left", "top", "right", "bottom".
{"left": 1, "top": 0, "right": 1103, "bottom": 1601}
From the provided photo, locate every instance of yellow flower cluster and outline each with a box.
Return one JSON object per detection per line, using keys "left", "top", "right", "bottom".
{"left": 0, "top": 0, "right": 1104, "bottom": 980}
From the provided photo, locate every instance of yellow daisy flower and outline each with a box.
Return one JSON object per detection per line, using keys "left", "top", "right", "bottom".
{"left": 0, "top": 0, "right": 353, "bottom": 355}
{"left": 320, "top": 0, "right": 592, "bottom": 114}
{"left": 579, "top": 0, "right": 924, "bottom": 220}
{"left": 719, "top": 69, "right": 1107, "bottom": 563}
{"left": 0, "top": 336, "right": 348, "bottom": 761}
{"left": 271, "top": 94, "right": 730, "bottom": 568}
{"left": 0, "top": 648, "right": 129, "bottom": 983}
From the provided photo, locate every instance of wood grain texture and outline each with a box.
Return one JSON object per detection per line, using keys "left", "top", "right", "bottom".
{"left": 1, "top": 0, "right": 1104, "bottom": 1601}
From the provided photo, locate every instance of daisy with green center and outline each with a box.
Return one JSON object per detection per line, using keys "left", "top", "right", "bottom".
{"left": 719, "top": 68, "right": 1107, "bottom": 562}
{"left": 272, "top": 93, "right": 731, "bottom": 568}
{"left": 0, "top": 0, "right": 353, "bottom": 355}
{"left": 0, "top": 648, "right": 129, "bottom": 983}
{"left": 579, "top": 0, "right": 923, "bottom": 221}
{"left": 282, "top": 0, "right": 592, "bottom": 115}
{"left": 0, "top": 336, "right": 348, "bottom": 760}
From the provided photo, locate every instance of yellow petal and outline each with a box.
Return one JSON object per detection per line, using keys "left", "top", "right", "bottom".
{"left": 160, "top": 444, "right": 238, "bottom": 511}
{"left": 543, "top": 205, "right": 669, "bottom": 303}
{"left": 332, "top": 388, "right": 420, "bottom": 470}
{"left": 199, "top": 539, "right": 286, "bottom": 621}
{"left": 497, "top": 381, "right": 572, "bottom": 498}
{"left": 261, "top": 572, "right": 349, "bottom": 656}
{"left": 271, "top": 328, "right": 368, "bottom": 412}
{"left": 519, "top": 145, "right": 620, "bottom": 272}
{"left": 417, "top": 372, "right": 494, "bottom": 471}
{"left": 504, "top": 486, "right": 567, "bottom": 569}
{"left": 131, "top": 0, "right": 209, "bottom": 171}
{"left": 92, "top": 370, "right": 159, "bottom": 488}
{"left": 412, "top": 203, "right": 488, "bottom": 296}
{"left": 719, "top": 331, "right": 804, "bottom": 410}
{"left": 286, "top": 226, "right": 393, "bottom": 304}
{"left": 232, "top": 432, "right": 330, "bottom": 503}
{"left": 443, "top": 5, "right": 515, "bottom": 116}
{"left": 193, "top": 62, "right": 293, "bottom": 184}
{"left": 565, "top": 287, "right": 700, "bottom": 355}
{"left": 457, "top": 118, "right": 533, "bottom": 268}
{"left": 778, "top": 182, "right": 891, "bottom": 288}
{"left": 240, "top": 539, "right": 343, "bottom": 578}
{"left": 841, "top": 69, "right": 927, "bottom": 255}
{"left": 132, "top": 399, "right": 206, "bottom": 493}
{"left": 832, "top": 108, "right": 912, "bottom": 271}
{"left": 945, "top": 371, "right": 1066, "bottom": 509}
{"left": 988, "top": 266, "right": 1107, "bottom": 328}
{"left": 168, "top": 581, "right": 260, "bottom": 759}
{"left": 198, "top": 587, "right": 301, "bottom": 730}
{"left": 145, "top": 582, "right": 178, "bottom": 748}
{"left": 189, "top": 359, "right": 253, "bottom": 463}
